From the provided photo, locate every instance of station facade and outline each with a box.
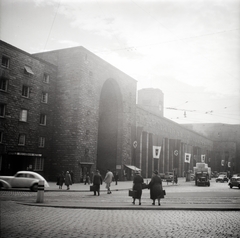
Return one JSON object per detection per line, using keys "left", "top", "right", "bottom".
{"left": 0, "top": 40, "right": 239, "bottom": 182}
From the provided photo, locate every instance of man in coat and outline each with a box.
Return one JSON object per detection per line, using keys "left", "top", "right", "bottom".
{"left": 93, "top": 170, "right": 102, "bottom": 196}
{"left": 104, "top": 169, "right": 113, "bottom": 194}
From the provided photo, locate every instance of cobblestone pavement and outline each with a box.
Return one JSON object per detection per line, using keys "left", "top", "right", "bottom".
{"left": 1, "top": 201, "right": 240, "bottom": 238}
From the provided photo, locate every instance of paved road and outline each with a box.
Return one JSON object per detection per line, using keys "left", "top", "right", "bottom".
{"left": 1, "top": 201, "right": 240, "bottom": 238}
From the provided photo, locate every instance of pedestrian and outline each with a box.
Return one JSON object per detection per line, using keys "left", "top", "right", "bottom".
{"left": 85, "top": 172, "right": 90, "bottom": 185}
{"left": 132, "top": 171, "right": 144, "bottom": 205}
{"left": 148, "top": 170, "right": 164, "bottom": 206}
{"left": 56, "top": 171, "right": 65, "bottom": 189}
{"left": 65, "top": 171, "right": 72, "bottom": 190}
{"left": 70, "top": 170, "right": 74, "bottom": 184}
{"left": 114, "top": 171, "right": 119, "bottom": 185}
{"left": 104, "top": 169, "right": 113, "bottom": 194}
{"left": 93, "top": 170, "right": 102, "bottom": 196}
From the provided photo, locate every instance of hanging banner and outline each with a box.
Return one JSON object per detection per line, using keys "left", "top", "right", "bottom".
{"left": 184, "top": 153, "right": 191, "bottom": 163}
{"left": 201, "top": 155, "right": 205, "bottom": 163}
{"left": 221, "top": 160, "right": 225, "bottom": 166}
{"left": 153, "top": 146, "right": 161, "bottom": 159}
{"left": 228, "top": 162, "right": 231, "bottom": 168}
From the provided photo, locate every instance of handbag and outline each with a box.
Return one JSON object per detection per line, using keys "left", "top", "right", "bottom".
{"left": 90, "top": 185, "right": 96, "bottom": 191}
{"left": 142, "top": 183, "right": 148, "bottom": 189}
{"left": 128, "top": 189, "right": 137, "bottom": 197}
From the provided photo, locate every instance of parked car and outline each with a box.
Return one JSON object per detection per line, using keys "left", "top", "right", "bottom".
{"left": 164, "top": 172, "right": 174, "bottom": 182}
{"left": 0, "top": 179, "right": 11, "bottom": 189}
{"left": 232, "top": 174, "right": 240, "bottom": 178}
{"left": 228, "top": 177, "right": 240, "bottom": 189}
{"left": 0, "top": 171, "right": 49, "bottom": 192}
{"left": 216, "top": 175, "right": 228, "bottom": 183}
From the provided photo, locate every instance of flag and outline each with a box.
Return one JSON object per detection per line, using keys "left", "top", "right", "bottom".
{"left": 170, "top": 139, "right": 181, "bottom": 168}
{"left": 153, "top": 146, "right": 161, "bottom": 159}
{"left": 228, "top": 162, "right": 231, "bottom": 168}
{"left": 221, "top": 160, "right": 225, "bottom": 166}
{"left": 201, "top": 155, "right": 205, "bottom": 163}
{"left": 185, "top": 153, "right": 191, "bottom": 163}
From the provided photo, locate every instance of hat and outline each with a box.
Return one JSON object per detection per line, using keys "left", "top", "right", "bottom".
{"left": 153, "top": 170, "right": 158, "bottom": 175}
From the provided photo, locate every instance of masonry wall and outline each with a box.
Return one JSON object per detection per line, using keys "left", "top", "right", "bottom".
{"left": 34, "top": 47, "right": 137, "bottom": 181}
{"left": 0, "top": 41, "right": 57, "bottom": 178}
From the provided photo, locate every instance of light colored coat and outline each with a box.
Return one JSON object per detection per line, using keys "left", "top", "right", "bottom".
{"left": 104, "top": 171, "right": 113, "bottom": 184}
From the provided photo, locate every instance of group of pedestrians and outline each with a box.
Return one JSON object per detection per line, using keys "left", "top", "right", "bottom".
{"left": 56, "top": 170, "right": 74, "bottom": 190}
{"left": 57, "top": 168, "right": 165, "bottom": 205}
{"left": 132, "top": 170, "right": 164, "bottom": 206}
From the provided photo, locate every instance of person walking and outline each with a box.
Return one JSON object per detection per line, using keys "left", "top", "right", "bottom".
{"left": 114, "top": 171, "right": 119, "bottom": 185}
{"left": 57, "top": 171, "right": 65, "bottom": 189}
{"left": 65, "top": 171, "right": 72, "bottom": 190}
{"left": 104, "top": 169, "right": 113, "bottom": 194}
{"left": 148, "top": 170, "right": 164, "bottom": 206}
{"left": 93, "top": 170, "right": 102, "bottom": 196}
{"left": 132, "top": 171, "right": 144, "bottom": 205}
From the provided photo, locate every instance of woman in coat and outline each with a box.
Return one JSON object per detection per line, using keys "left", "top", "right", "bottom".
{"left": 93, "top": 170, "right": 102, "bottom": 196}
{"left": 132, "top": 171, "right": 144, "bottom": 205}
{"left": 148, "top": 170, "right": 164, "bottom": 206}
{"left": 65, "top": 171, "right": 72, "bottom": 190}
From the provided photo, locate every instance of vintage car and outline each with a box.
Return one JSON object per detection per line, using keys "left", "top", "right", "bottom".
{"left": 216, "top": 175, "right": 229, "bottom": 183}
{"left": 0, "top": 179, "right": 11, "bottom": 189}
{"left": 228, "top": 177, "right": 240, "bottom": 189}
{"left": 164, "top": 172, "right": 174, "bottom": 182}
{"left": 196, "top": 176, "right": 210, "bottom": 186}
{"left": 0, "top": 171, "right": 49, "bottom": 191}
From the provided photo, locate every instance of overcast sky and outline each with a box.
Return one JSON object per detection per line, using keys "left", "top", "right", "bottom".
{"left": 1, "top": 0, "right": 240, "bottom": 124}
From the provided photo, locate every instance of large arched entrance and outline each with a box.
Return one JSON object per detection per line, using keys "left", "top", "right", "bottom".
{"left": 97, "top": 79, "right": 122, "bottom": 176}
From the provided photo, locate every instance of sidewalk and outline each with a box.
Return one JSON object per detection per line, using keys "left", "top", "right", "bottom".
{"left": 17, "top": 178, "right": 240, "bottom": 211}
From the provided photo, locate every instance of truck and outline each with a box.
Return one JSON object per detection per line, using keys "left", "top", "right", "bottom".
{"left": 193, "top": 163, "right": 211, "bottom": 186}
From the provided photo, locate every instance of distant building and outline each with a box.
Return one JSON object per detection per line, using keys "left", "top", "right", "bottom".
{"left": 1, "top": 40, "right": 239, "bottom": 182}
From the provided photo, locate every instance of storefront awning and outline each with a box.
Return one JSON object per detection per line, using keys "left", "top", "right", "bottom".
{"left": 124, "top": 165, "right": 141, "bottom": 171}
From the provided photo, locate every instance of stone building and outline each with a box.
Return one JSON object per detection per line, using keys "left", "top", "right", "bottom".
{"left": 0, "top": 40, "right": 239, "bottom": 182}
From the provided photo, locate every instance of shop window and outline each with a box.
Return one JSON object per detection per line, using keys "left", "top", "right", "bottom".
{"left": 40, "top": 114, "right": 46, "bottom": 125}
{"left": 0, "top": 77, "right": 8, "bottom": 91}
{"left": 39, "top": 137, "right": 45, "bottom": 148}
{"left": 1, "top": 56, "right": 9, "bottom": 68}
{"left": 19, "top": 109, "right": 28, "bottom": 122}
{"left": 18, "top": 134, "right": 26, "bottom": 146}
{"left": 34, "top": 157, "right": 44, "bottom": 171}
{"left": 43, "top": 73, "right": 49, "bottom": 83}
{"left": 22, "top": 85, "right": 30, "bottom": 98}
{"left": 41, "top": 92, "right": 48, "bottom": 103}
{"left": 0, "top": 104, "right": 5, "bottom": 117}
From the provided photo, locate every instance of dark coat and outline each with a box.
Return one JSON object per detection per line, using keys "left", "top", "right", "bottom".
{"left": 57, "top": 173, "right": 65, "bottom": 186}
{"left": 93, "top": 174, "right": 102, "bottom": 185}
{"left": 132, "top": 174, "right": 144, "bottom": 199}
{"left": 65, "top": 173, "right": 72, "bottom": 186}
{"left": 148, "top": 175, "right": 164, "bottom": 199}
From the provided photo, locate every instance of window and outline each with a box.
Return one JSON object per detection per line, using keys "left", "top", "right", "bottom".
{"left": 39, "top": 137, "right": 45, "bottom": 148}
{"left": 18, "top": 134, "right": 26, "bottom": 145}
{"left": 40, "top": 114, "right": 46, "bottom": 125}
{"left": 0, "top": 104, "right": 5, "bottom": 117}
{"left": 1, "top": 56, "right": 9, "bottom": 68}
{"left": 34, "top": 157, "right": 44, "bottom": 171}
{"left": 22, "top": 85, "right": 30, "bottom": 98}
{"left": 43, "top": 73, "right": 49, "bottom": 83}
{"left": 41, "top": 92, "right": 48, "bottom": 103}
{"left": 20, "top": 109, "right": 28, "bottom": 122}
{"left": 24, "top": 66, "right": 34, "bottom": 75}
{"left": 0, "top": 77, "right": 8, "bottom": 91}
{"left": 0, "top": 131, "right": 3, "bottom": 143}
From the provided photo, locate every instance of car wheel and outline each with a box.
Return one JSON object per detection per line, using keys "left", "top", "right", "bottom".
{"left": 31, "top": 183, "right": 38, "bottom": 192}
{"left": 238, "top": 185, "right": 240, "bottom": 189}
{"left": 230, "top": 184, "right": 233, "bottom": 188}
